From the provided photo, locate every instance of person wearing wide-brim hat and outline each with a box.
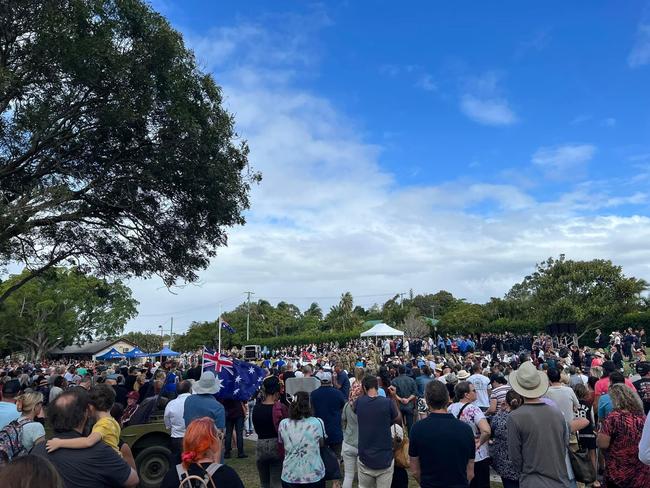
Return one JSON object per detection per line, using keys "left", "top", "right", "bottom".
{"left": 183, "top": 371, "right": 226, "bottom": 436}
{"left": 506, "top": 361, "right": 573, "bottom": 488}
{"left": 456, "top": 370, "right": 470, "bottom": 381}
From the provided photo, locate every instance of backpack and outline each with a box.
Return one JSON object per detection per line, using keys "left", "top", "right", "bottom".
{"left": 0, "top": 417, "right": 33, "bottom": 466}
{"left": 176, "top": 462, "right": 221, "bottom": 488}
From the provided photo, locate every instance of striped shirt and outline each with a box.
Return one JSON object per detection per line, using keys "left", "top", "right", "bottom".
{"left": 490, "top": 384, "right": 511, "bottom": 411}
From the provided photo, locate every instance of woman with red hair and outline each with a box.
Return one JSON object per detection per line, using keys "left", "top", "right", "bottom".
{"left": 160, "top": 417, "right": 244, "bottom": 488}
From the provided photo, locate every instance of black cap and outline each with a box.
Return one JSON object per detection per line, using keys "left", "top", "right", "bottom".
{"left": 636, "top": 361, "right": 650, "bottom": 376}
{"left": 2, "top": 379, "right": 21, "bottom": 396}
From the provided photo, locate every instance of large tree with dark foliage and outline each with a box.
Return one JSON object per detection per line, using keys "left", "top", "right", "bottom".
{"left": 0, "top": 267, "right": 138, "bottom": 360}
{"left": 0, "top": 0, "right": 258, "bottom": 301}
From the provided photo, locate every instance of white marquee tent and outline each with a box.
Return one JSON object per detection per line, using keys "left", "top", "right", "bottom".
{"left": 360, "top": 323, "right": 404, "bottom": 337}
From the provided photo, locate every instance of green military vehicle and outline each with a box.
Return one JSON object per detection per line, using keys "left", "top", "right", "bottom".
{"left": 121, "top": 413, "right": 172, "bottom": 488}
{"left": 44, "top": 413, "right": 172, "bottom": 488}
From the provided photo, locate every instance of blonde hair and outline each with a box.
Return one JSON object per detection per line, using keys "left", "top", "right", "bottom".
{"left": 133, "top": 373, "right": 146, "bottom": 391}
{"left": 16, "top": 391, "right": 44, "bottom": 415}
{"left": 354, "top": 367, "right": 365, "bottom": 381}
{"left": 609, "top": 384, "right": 644, "bottom": 415}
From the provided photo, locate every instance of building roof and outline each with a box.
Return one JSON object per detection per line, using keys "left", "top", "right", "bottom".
{"left": 50, "top": 338, "right": 136, "bottom": 356}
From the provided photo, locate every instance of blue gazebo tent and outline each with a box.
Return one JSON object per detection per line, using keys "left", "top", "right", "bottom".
{"left": 123, "top": 347, "right": 149, "bottom": 358}
{"left": 96, "top": 348, "right": 125, "bottom": 360}
{"left": 151, "top": 346, "right": 180, "bottom": 357}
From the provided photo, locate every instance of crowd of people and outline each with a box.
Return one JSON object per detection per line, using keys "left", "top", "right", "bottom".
{"left": 0, "top": 327, "right": 649, "bottom": 488}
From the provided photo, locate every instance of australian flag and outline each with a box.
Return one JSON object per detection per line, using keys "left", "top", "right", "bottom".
{"left": 202, "top": 347, "right": 265, "bottom": 401}
{"left": 220, "top": 317, "right": 235, "bottom": 334}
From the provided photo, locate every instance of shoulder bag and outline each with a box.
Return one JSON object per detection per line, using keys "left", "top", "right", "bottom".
{"left": 568, "top": 437, "right": 596, "bottom": 484}
{"left": 392, "top": 422, "right": 410, "bottom": 468}
{"left": 317, "top": 418, "right": 341, "bottom": 481}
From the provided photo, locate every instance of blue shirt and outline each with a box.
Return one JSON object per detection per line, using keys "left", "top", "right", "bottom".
{"left": 0, "top": 401, "right": 20, "bottom": 429}
{"left": 598, "top": 394, "right": 613, "bottom": 420}
{"left": 336, "top": 370, "right": 351, "bottom": 400}
{"left": 183, "top": 394, "right": 225, "bottom": 430}
{"left": 415, "top": 375, "right": 433, "bottom": 397}
{"left": 310, "top": 386, "right": 346, "bottom": 445}
{"left": 356, "top": 395, "right": 399, "bottom": 470}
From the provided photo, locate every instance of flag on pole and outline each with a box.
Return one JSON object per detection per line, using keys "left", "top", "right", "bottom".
{"left": 220, "top": 317, "right": 235, "bottom": 334}
{"left": 202, "top": 347, "right": 265, "bottom": 401}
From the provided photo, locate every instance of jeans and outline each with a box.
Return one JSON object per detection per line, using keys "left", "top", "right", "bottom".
{"left": 256, "top": 438, "right": 283, "bottom": 488}
{"left": 342, "top": 441, "right": 358, "bottom": 488}
{"left": 470, "top": 458, "right": 491, "bottom": 488}
{"left": 358, "top": 459, "right": 394, "bottom": 488}
{"left": 400, "top": 409, "right": 415, "bottom": 434}
{"left": 247, "top": 399, "right": 255, "bottom": 432}
{"left": 169, "top": 437, "right": 183, "bottom": 465}
{"left": 225, "top": 416, "right": 245, "bottom": 455}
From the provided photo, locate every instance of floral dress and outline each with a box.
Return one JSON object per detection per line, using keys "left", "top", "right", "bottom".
{"left": 489, "top": 410, "right": 520, "bottom": 482}
{"left": 278, "top": 416, "right": 325, "bottom": 484}
{"left": 601, "top": 410, "right": 650, "bottom": 488}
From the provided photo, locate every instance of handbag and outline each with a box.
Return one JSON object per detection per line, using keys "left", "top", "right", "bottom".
{"left": 317, "top": 419, "right": 341, "bottom": 481}
{"left": 392, "top": 422, "right": 410, "bottom": 469}
{"left": 568, "top": 439, "right": 596, "bottom": 484}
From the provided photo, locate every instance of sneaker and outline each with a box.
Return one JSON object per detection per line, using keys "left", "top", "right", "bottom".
{"left": 237, "top": 453, "right": 248, "bottom": 459}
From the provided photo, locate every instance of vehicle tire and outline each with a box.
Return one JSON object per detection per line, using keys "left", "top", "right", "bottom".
{"left": 135, "top": 445, "right": 171, "bottom": 488}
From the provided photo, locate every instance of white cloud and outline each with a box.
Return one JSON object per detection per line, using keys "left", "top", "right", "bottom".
{"left": 460, "top": 95, "right": 517, "bottom": 126}
{"left": 121, "top": 20, "right": 650, "bottom": 334}
{"left": 531, "top": 144, "right": 596, "bottom": 180}
{"left": 459, "top": 72, "right": 518, "bottom": 126}
{"left": 629, "top": 23, "right": 650, "bottom": 68}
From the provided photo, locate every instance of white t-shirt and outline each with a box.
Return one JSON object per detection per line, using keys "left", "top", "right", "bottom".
{"left": 467, "top": 373, "right": 491, "bottom": 408}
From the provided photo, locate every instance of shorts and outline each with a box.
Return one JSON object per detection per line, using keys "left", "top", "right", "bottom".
{"left": 578, "top": 435, "right": 596, "bottom": 450}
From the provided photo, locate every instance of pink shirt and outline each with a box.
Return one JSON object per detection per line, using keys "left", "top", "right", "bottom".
{"left": 594, "top": 376, "right": 635, "bottom": 396}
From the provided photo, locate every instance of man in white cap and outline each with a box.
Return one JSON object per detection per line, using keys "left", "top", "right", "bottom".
{"left": 506, "top": 361, "right": 571, "bottom": 488}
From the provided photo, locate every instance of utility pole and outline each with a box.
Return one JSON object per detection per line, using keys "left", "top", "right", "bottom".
{"left": 170, "top": 317, "right": 173, "bottom": 349}
{"left": 244, "top": 291, "right": 254, "bottom": 342}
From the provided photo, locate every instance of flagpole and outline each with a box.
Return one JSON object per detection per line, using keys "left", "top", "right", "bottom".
{"left": 218, "top": 304, "right": 222, "bottom": 356}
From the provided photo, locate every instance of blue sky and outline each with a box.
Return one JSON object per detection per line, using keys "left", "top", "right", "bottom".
{"left": 127, "top": 1, "right": 650, "bottom": 333}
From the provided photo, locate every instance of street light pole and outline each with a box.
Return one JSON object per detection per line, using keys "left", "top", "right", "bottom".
{"left": 158, "top": 325, "right": 163, "bottom": 363}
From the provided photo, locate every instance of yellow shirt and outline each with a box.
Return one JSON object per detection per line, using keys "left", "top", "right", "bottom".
{"left": 93, "top": 416, "right": 121, "bottom": 454}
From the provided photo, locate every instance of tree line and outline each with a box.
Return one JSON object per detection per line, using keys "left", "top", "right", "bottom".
{"left": 173, "top": 255, "right": 650, "bottom": 351}
{"left": 2, "top": 256, "right": 649, "bottom": 358}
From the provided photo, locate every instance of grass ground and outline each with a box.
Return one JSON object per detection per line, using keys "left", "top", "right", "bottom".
{"left": 225, "top": 440, "right": 502, "bottom": 487}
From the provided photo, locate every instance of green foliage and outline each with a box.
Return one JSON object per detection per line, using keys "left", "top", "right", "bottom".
{"left": 325, "top": 292, "right": 363, "bottom": 331}
{"left": 120, "top": 331, "right": 163, "bottom": 353}
{"left": 168, "top": 256, "right": 649, "bottom": 350}
{"left": 0, "top": 267, "right": 138, "bottom": 359}
{"left": 0, "top": 0, "right": 257, "bottom": 302}
{"left": 170, "top": 321, "right": 216, "bottom": 352}
{"left": 248, "top": 328, "right": 366, "bottom": 350}
{"left": 505, "top": 255, "right": 647, "bottom": 336}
